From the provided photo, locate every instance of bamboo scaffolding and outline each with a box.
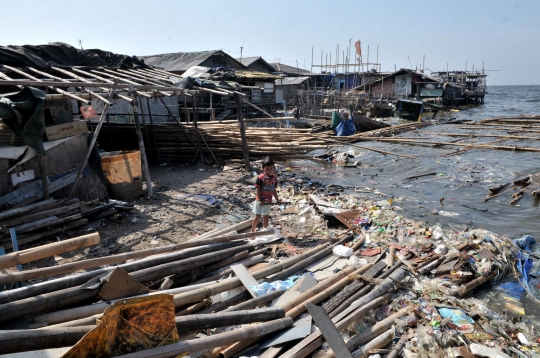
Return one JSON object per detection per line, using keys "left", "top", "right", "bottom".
{"left": 50, "top": 66, "right": 134, "bottom": 103}
{"left": 26, "top": 66, "right": 111, "bottom": 104}
{"left": 0, "top": 64, "right": 90, "bottom": 104}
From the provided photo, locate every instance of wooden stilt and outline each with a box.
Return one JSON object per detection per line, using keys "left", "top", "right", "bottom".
{"left": 235, "top": 93, "right": 251, "bottom": 171}
{"left": 131, "top": 98, "right": 153, "bottom": 197}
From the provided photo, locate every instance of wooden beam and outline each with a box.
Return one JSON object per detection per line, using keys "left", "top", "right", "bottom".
{"left": 235, "top": 93, "right": 250, "bottom": 171}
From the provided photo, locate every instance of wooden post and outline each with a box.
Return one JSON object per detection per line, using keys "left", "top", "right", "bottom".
{"left": 234, "top": 93, "right": 250, "bottom": 171}
{"left": 68, "top": 80, "right": 118, "bottom": 199}
{"left": 37, "top": 153, "right": 49, "bottom": 199}
{"left": 131, "top": 98, "right": 153, "bottom": 197}
{"left": 144, "top": 97, "right": 161, "bottom": 163}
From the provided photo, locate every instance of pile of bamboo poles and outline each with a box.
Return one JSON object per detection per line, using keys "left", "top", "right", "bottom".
{"left": 95, "top": 119, "right": 437, "bottom": 164}
{"left": 0, "top": 208, "right": 512, "bottom": 357}
{"left": 0, "top": 198, "right": 128, "bottom": 251}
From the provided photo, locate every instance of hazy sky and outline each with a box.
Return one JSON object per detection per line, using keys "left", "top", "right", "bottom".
{"left": 1, "top": 0, "right": 538, "bottom": 85}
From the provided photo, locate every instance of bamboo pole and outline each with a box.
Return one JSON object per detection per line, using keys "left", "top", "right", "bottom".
{"left": 281, "top": 294, "right": 391, "bottom": 358}
{"left": 175, "top": 307, "right": 285, "bottom": 332}
{"left": 351, "top": 328, "right": 394, "bottom": 358}
{"left": 0, "top": 232, "right": 99, "bottom": 270}
{"left": 319, "top": 136, "right": 418, "bottom": 159}
{"left": 0, "top": 232, "right": 268, "bottom": 285}
{"left": 386, "top": 334, "right": 407, "bottom": 358}
{"left": 51, "top": 66, "right": 134, "bottom": 103}
{"left": 114, "top": 317, "right": 294, "bottom": 358}
{"left": 132, "top": 98, "right": 153, "bottom": 196}
{"left": 68, "top": 80, "right": 118, "bottom": 198}
{"left": 218, "top": 264, "right": 372, "bottom": 358}
{"left": 0, "top": 325, "right": 94, "bottom": 355}
{"left": 0, "top": 244, "right": 249, "bottom": 323}
{"left": 90, "top": 69, "right": 152, "bottom": 98}
{"left": 0, "top": 64, "right": 90, "bottom": 104}
{"left": 235, "top": 93, "right": 251, "bottom": 170}
{"left": 354, "top": 136, "right": 540, "bottom": 152}
{"left": 172, "top": 243, "right": 332, "bottom": 307}
{"left": 26, "top": 66, "right": 111, "bottom": 104}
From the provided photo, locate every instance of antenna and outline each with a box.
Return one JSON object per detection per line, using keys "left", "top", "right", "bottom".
{"left": 78, "top": 39, "right": 84, "bottom": 50}
{"left": 407, "top": 55, "right": 412, "bottom": 69}
{"left": 240, "top": 47, "right": 243, "bottom": 61}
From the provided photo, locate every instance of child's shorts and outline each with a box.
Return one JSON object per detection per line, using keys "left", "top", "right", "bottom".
{"left": 253, "top": 200, "right": 271, "bottom": 216}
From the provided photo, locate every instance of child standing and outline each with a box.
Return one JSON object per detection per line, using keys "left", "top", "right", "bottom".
{"left": 251, "top": 157, "right": 280, "bottom": 232}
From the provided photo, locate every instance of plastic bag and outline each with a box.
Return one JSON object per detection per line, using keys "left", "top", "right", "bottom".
{"left": 513, "top": 234, "right": 536, "bottom": 252}
{"left": 335, "top": 117, "right": 356, "bottom": 136}
{"left": 348, "top": 255, "right": 368, "bottom": 268}
{"left": 333, "top": 245, "right": 353, "bottom": 257}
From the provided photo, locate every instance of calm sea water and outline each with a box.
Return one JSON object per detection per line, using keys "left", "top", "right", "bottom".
{"left": 290, "top": 85, "right": 540, "bottom": 239}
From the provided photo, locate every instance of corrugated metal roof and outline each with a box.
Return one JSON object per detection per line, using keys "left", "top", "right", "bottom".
{"left": 236, "top": 56, "right": 260, "bottom": 66}
{"left": 276, "top": 76, "right": 310, "bottom": 85}
{"left": 140, "top": 50, "right": 247, "bottom": 72}
{"left": 268, "top": 63, "right": 317, "bottom": 76}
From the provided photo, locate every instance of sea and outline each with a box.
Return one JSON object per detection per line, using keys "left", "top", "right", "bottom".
{"left": 288, "top": 85, "right": 540, "bottom": 319}
{"left": 290, "top": 85, "right": 540, "bottom": 239}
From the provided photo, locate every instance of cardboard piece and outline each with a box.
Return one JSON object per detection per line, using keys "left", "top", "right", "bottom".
{"left": 98, "top": 268, "right": 149, "bottom": 301}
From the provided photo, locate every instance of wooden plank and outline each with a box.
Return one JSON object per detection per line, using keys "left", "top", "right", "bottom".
{"left": 306, "top": 303, "right": 354, "bottom": 358}
{"left": 231, "top": 264, "right": 259, "bottom": 298}
{"left": 45, "top": 121, "right": 88, "bottom": 141}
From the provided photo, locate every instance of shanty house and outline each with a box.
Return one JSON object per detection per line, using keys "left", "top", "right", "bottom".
{"left": 236, "top": 56, "right": 275, "bottom": 74}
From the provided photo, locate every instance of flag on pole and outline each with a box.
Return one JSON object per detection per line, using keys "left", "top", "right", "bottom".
{"left": 355, "top": 40, "right": 362, "bottom": 58}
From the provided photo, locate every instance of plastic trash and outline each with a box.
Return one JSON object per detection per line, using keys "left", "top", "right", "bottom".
{"left": 430, "top": 226, "right": 448, "bottom": 241}
{"left": 513, "top": 234, "right": 536, "bottom": 252}
{"left": 517, "top": 332, "right": 529, "bottom": 345}
{"left": 469, "top": 343, "right": 511, "bottom": 358}
{"left": 333, "top": 245, "right": 353, "bottom": 257}
{"left": 438, "top": 211, "right": 459, "bottom": 216}
{"left": 434, "top": 245, "right": 448, "bottom": 254}
{"left": 348, "top": 255, "right": 368, "bottom": 268}
{"left": 249, "top": 275, "right": 301, "bottom": 296}
{"left": 438, "top": 307, "right": 475, "bottom": 331}
{"left": 249, "top": 227, "right": 283, "bottom": 245}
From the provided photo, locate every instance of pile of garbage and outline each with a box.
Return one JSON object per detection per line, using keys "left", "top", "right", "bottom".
{"left": 1, "top": 166, "right": 539, "bottom": 357}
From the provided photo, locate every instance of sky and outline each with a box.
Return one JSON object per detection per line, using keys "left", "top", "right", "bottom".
{"left": 1, "top": 0, "right": 539, "bottom": 85}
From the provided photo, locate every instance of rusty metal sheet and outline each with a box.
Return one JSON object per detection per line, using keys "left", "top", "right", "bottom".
{"left": 334, "top": 210, "right": 362, "bottom": 229}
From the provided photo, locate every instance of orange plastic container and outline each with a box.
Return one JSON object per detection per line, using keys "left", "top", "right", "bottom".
{"left": 100, "top": 150, "right": 143, "bottom": 201}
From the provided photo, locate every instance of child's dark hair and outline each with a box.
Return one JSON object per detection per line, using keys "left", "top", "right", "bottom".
{"left": 261, "top": 156, "right": 274, "bottom": 168}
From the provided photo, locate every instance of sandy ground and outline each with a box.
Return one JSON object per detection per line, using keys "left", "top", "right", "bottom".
{"left": 22, "top": 163, "right": 261, "bottom": 276}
